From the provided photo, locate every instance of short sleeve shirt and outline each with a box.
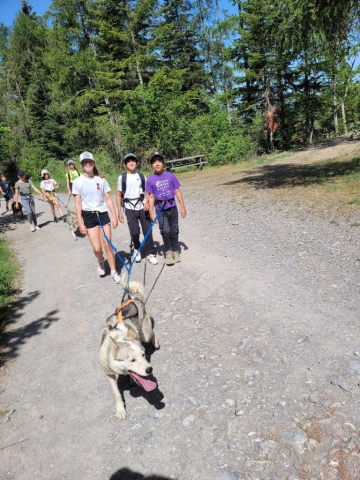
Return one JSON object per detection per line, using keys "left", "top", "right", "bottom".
{"left": 72, "top": 175, "right": 110, "bottom": 212}
{"left": 66, "top": 170, "right": 80, "bottom": 183}
{"left": 146, "top": 171, "right": 180, "bottom": 210}
{"left": 15, "top": 180, "right": 33, "bottom": 195}
{"left": 0, "top": 180, "right": 12, "bottom": 194}
{"left": 41, "top": 179, "right": 57, "bottom": 192}
{"left": 117, "top": 173, "right": 146, "bottom": 211}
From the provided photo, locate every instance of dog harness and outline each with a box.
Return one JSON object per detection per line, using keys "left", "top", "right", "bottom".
{"left": 116, "top": 299, "right": 134, "bottom": 323}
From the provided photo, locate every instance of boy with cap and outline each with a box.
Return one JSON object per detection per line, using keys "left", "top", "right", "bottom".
{"left": 72, "top": 151, "right": 120, "bottom": 283}
{"left": 116, "top": 153, "right": 158, "bottom": 265}
{"left": 146, "top": 151, "right": 186, "bottom": 265}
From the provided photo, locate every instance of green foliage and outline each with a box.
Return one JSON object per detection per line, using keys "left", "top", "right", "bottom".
{"left": 0, "top": 238, "right": 17, "bottom": 309}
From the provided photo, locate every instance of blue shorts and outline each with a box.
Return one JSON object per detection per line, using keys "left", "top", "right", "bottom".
{"left": 4, "top": 192, "right": 13, "bottom": 201}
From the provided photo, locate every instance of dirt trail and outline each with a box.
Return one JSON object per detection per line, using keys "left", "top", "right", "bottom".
{"left": 1, "top": 141, "right": 360, "bottom": 480}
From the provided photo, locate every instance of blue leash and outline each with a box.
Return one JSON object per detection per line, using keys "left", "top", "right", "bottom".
{"left": 96, "top": 205, "right": 163, "bottom": 291}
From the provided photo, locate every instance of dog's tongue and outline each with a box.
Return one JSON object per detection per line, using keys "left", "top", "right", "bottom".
{"left": 129, "top": 371, "right": 157, "bottom": 392}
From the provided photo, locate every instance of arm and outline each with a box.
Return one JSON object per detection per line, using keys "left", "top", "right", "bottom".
{"left": 74, "top": 194, "right": 86, "bottom": 235}
{"left": 175, "top": 188, "right": 186, "bottom": 218}
{"left": 31, "top": 183, "right": 44, "bottom": 199}
{"left": 104, "top": 191, "right": 118, "bottom": 229}
{"left": 66, "top": 174, "right": 71, "bottom": 195}
{"left": 116, "top": 190, "right": 124, "bottom": 223}
{"left": 148, "top": 193, "right": 155, "bottom": 221}
{"left": 14, "top": 187, "right": 19, "bottom": 207}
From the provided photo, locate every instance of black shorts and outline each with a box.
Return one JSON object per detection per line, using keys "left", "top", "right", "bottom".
{"left": 82, "top": 210, "right": 111, "bottom": 229}
{"left": 4, "top": 192, "right": 13, "bottom": 201}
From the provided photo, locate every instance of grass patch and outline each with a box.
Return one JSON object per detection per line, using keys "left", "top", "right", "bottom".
{"left": 0, "top": 238, "right": 19, "bottom": 365}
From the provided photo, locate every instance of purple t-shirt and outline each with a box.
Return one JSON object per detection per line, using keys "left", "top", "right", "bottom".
{"left": 146, "top": 171, "right": 180, "bottom": 210}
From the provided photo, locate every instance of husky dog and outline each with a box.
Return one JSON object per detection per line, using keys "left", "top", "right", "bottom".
{"left": 12, "top": 201, "right": 23, "bottom": 221}
{"left": 99, "top": 274, "right": 160, "bottom": 419}
{"left": 67, "top": 210, "right": 78, "bottom": 240}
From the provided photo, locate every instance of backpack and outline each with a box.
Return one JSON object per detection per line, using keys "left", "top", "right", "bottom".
{"left": 121, "top": 172, "right": 146, "bottom": 208}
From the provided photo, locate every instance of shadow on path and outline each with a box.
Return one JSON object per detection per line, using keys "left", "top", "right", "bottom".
{"left": 0, "top": 290, "right": 60, "bottom": 366}
{"left": 220, "top": 156, "right": 360, "bottom": 190}
{"left": 110, "top": 467, "right": 173, "bottom": 480}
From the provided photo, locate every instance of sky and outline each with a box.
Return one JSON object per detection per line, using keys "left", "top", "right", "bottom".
{"left": 0, "top": 0, "right": 237, "bottom": 27}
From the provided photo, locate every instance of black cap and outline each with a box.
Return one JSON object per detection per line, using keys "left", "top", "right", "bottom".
{"left": 149, "top": 151, "right": 164, "bottom": 164}
{"left": 123, "top": 153, "right": 138, "bottom": 164}
{"left": 17, "top": 170, "right": 25, "bottom": 176}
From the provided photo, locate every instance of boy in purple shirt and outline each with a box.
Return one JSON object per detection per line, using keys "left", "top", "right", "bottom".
{"left": 146, "top": 152, "right": 187, "bottom": 265}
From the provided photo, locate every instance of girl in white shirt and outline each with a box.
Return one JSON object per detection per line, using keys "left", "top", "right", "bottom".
{"left": 40, "top": 170, "right": 64, "bottom": 223}
{"left": 72, "top": 152, "right": 120, "bottom": 283}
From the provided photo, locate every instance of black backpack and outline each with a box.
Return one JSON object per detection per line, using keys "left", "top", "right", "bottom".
{"left": 121, "top": 172, "right": 146, "bottom": 207}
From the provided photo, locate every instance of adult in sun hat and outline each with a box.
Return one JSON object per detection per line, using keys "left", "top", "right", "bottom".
{"left": 14, "top": 170, "right": 44, "bottom": 232}
{"left": 72, "top": 151, "right": 121, "bottom": 283}
{"left": 65, "top": 159, "right": 81, "bottom": 195}
{"left": 116, "top": 152, "right": 158, "bottom": 265}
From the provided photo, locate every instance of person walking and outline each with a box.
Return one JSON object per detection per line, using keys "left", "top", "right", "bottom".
{"left": 14, "top": 170, "right": 43, "bottom": 231}
{"left": 72, "top": 151, "right": 120, "bottom": 283}
{"left": 65, "top": 160, "right": 81, "bottom": 196}
{"left": 146, "top": 151, "right": 186, "bottom": 265}
{"left": 40, "top": 169, "right": 64, "bottom": 223}
{"left": 116, "top": 153, "right": 158, "bottom": 265}
{"left": 0, "top": 174, "right": 14, "bottom": 212}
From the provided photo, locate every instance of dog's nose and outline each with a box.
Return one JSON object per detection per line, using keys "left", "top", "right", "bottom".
{"left": 146, "top": 367, "right": 153, "bottom": 375}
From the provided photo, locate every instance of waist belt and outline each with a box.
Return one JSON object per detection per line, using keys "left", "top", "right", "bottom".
{"left": 20, "top": 193, "right": 32, "bottom": 197}
{"left": 155, "top": 197, "right": 175, "bottom": 206}
{"left": 45, "top": 190, "right": 54, "bottom": 193}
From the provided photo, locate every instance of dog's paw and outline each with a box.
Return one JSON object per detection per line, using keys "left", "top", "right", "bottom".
{"left": 116, "top": 406, "right": 127, "bottom": 420}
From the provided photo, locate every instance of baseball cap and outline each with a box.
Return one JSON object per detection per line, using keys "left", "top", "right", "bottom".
{"left": 67, "top": 160, "right": 74, "bottom": 165}
{"left": 79, "top": 151, "right": 94, "bottom": 163}
{"left": 17, "top": 170, "right": 25, "bottom": 176}
{"left": 149, "top": 151, "right": 164, "bottom": 164}
{"left": 41, "top": 169, "right": 50, "bottom": 176}
{"left": 123, "top": 153, "right": 138, "bottom": 164}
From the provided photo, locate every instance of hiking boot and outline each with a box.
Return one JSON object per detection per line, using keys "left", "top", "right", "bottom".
{"left": 111, "top": 271, "right": 120, "bottom": 283}
{"left": 35, "top": 226, "right": 41, "bottom": 231}
{"left": 147, "top": 254, "right": 158, "bottom": 265}
{"left": 97, "top": 261, "right": 105, "bottom": 276}
{"left": 54, "top": 217, "right": 58, "bottom": 223}
{"left": 30, "top": 223, "right": 35, "bottom": 232}
{"left": 165, "top": 250, "right": 174, "bottom": 265}
{"left": 173, "top": 251, "right": 181, "bottom": 263}
{"left": 132, "top": 249, "right": 141, "bottom": 263}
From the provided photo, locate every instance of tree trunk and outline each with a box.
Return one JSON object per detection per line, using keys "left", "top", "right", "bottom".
{"left": 332, "top": 75, "right": 338, "bottom": 135}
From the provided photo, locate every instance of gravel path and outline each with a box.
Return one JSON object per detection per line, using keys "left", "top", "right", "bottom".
{"left": 1, "top": 145, "right": 360, "bottom": 480}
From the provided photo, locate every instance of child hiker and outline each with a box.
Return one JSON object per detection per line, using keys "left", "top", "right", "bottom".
{"left": 0, "top": 174, "right": 14, "bottom": 212}
{"left": 72, "top": 151, "right": 120, "bottom": 283}
{"left": 116, "top": 153, "right": 158, "bottom": 265}
{"left": 146, "top": 151, "right": 186, "bottom": 266}
{"left": 66, "top": 159, "right": 81, "bottom": 195}
{"left": 14, "top": 170, "right": 43, "bottom": 231}
{"left": 40, "top": 169, "right": 64, "bottom": 223}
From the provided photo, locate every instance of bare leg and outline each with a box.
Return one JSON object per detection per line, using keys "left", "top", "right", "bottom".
{"left": 87, "top": 227, "right": 105, "bottom": 263}
{"left": 101, "top": 224, "right": 116, "bottom": 271}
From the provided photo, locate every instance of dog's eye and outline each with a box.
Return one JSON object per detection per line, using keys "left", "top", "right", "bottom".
{"left": 131, "top": 359, "right": 136, "bottom": 362}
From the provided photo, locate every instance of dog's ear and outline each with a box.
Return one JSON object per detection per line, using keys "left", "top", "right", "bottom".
{"left": 109, "top": 336, "right": 119, "bottom": 351}
{"left": 125, "top": 326, "right": 137, "bottom": 341}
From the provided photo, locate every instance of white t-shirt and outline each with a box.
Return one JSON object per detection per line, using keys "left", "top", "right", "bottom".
{"left": 117, "top": 173, "right": 146, "bottom": 211}
{"left": 41, "top": 179, "right": 57, "bottom": 191}
{"left": 72, "top": 175, "right": 110, "bottom": 212}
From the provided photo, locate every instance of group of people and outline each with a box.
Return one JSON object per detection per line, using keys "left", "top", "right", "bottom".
{"left": 5, "top": 150, "right": 186, "bottom": 283}
{"left": 72, "top": 150, "right": 186, "bottom": 283}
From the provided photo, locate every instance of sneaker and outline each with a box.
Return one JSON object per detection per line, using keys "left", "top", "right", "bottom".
{"left": 173, "top": 251, "right": 181, "bottom": 263}
{"left": 54, "top": 217, "right": 58, "bottom": 223}
{"left": 97, "top": 261, "right": 105, "bottom": 276}
{"left": 147, "top": 254, "right": 158, "bottom": 265}
{"left": 63, "top": 216, "right": 67, "bottom": 223}
{"left": 30, "top": 223, "right": 35, "bottom": 232}
{"left": 111, "top": 271, "right": 120, "bottom": 283}
{"left": 35, "top": 226, "right": 41, "bottom": 231}
{"left": 132, "top": 250, "right": 141, "bottom": 263}
{"left": 165, "top": 250, "right": 174, "bottom": 265}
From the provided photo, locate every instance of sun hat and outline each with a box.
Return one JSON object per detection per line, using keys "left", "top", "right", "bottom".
{"left": 41, "top": 169, "right": 50, "bottom": 176}
{"left": 123, "top": 153, "right": 138, "bottom": 164}
{"left": 79, "top": 151, "right": 94, "bottom": 163}
{"left": 149, "top": 151, "right": 164, "bottom": 164}
{"left": 67, "top": 160, "right": 74, "bottom": 166}
{"left": 17, "top": 170, "right": 25, "bottom": 177}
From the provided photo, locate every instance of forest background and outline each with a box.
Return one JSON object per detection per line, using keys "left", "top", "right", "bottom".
{"left": 0, "top": 0, "right": 359, "bottom": 183}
